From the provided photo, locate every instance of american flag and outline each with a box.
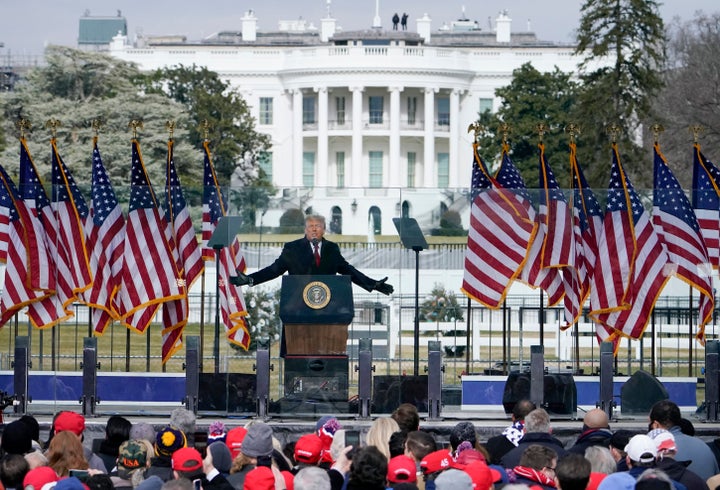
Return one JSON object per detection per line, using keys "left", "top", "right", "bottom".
{"left": 505, "top": 146, "right": 563, "bottom": 306}
{"left": 82, "top": 139, "right": 125, "bottom": 334}
{"left": 51, "top": 139, "right": 92, "bottom": 299}
{"left": 461, "top": 143, "right": 536, "bottom": 308}
{"left": 691, "top": 144, "right": 720, "bottom": 270}
{"left": 590, "top": 144, "right": 636, "bottom": 316}
{"left": 653, "top": 144, "right": 712, "bottom": 343}
{"left": 161, "top": 140, "right": 204, "bottom": 362}
{"left": 118, "top": 140, "right": 183, "bottom": 334}
{"left": 569, "top": 143, "right": 603, "bottom": 325}
{"left": 202, "top": 141, "right": 250, "bottom": 349}
{"left": 595, "top": 144, "right": 670, "bottom": 339}
{"left": 20, "top": 139, "right": 73, "bottom": 328}
{"left": 0, "top": 163, "right": 49, "bottom": 326}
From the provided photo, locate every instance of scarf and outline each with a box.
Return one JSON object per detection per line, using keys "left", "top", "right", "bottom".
{"left": 512, "top": 465, "right": 556, "bottom": 488}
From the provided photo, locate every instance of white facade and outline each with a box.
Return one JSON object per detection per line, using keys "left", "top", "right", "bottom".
{"left": 109, "top": 12, "right": 592, "bottom": 235}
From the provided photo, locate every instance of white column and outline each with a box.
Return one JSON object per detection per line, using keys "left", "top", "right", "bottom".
{"left": 389, "top": 86, "right": 402, "bottom": 187}
{"left": 351, "top": 86, "right": 364, "bottom": 187}
{"left": 316, "top": 87, "right": 329, "bottom": 187}
{"left": 292, "top": 89, "right": 303, "bottom": 186}
{"left": 423, "top": 87, "right": 437, "bottom": 188}
{"left": 449, "top": 89, "right": 461, "bottom": 187}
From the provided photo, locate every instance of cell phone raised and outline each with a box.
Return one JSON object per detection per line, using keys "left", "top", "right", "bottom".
{"left": 193, "top": 479, "right": 202, "bottom": 490}
{"left": 69, "top": 469, "right": 89, "bottom": 482}
{"left": 344, "top": 430, "right": 360, "bottom": 449}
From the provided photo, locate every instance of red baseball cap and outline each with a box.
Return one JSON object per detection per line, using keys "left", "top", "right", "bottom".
{"left": 171, "top": 447, "right": 203, "bottom": 473}
{"left": 388, "top": 455, "right": 417, "bottom": 483}
{"left": 420, "top": 449, "right": 452, "bottom": 475}
{"left": 225, "top": 427, "right": 247, "bottom": 459}
{"left": 243, "top": 466, "right": 275, "bottom": 490}
{"left": 23, "top": 466, "right": 59, "bottom": 490}
{"left": 294, "top": 434, "right": 323, "bottom": 465}
{"left": 54, "top": 411, "right": 85, "bottom": 436}
{"left": 457, "top": 460, "right": 501, "bottom": 490}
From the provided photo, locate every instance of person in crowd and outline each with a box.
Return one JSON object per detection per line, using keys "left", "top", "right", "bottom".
{"left": 401, "top": 13, "right": 409, "bottom": 30}
{"left": 392, "top": 404, "right": 420, "bottom": 433}
{"left": 649, "top": 400, "right": 719, "bottom": 481}
{"left": 86, "top": 473, "right": 115, "bottom": 490}
{"left": 647, "top": 429, "right": 708, "bottom": 490}
{"left": 554, "top": 453, "right": 591, "bottom": 490}
{"left": 23, "top": 465, "right": 59, "bottom": 490}
{"left": 509, "top": 444, "right": 558, "bottom": 490}
{"left": 25, "top": 449, "right": 49, "bottom": 470}
{"left": 130, "top": 424, "right": 157, "bottom": 447}
{"left": 52, "top": 411, "right": 107, "bottom": 473}
{"left": 449, "top": 422, "right": 477, "bottom": 455}
{"left": 112, "top": 439, "right": 151, "bottom": 489}
{"left": 1, "top": 420, "right": 33, "bottom": 456}
{"left": 294, "top": 466, "right": 330, "bottom": 490}
{"left": 346, "top": 446, "right": 387, "bottom": 490}
{"left": 292, "top": 434, "right": 324, "bottom": 472}
{"left": 1, "top": 453, "right": 30, "bottom": 490}
{"left": 225, "top": 428, "right": 247, "bottom": 461}
{"left": 392, "top": 13, "right": 400, "bottom": 30}
{"left": 485, "top": 399, "right": 536, "bottom": 465}
{"left": 387, "top": 455, "right": 417, "bottom": 487}
{"left": 500, "top": 408, "right": 567, "bottom": 469}
{"left": 96, "top": 416, "right": 133, "bottom": 475}
{"left": 390, "top": 432, "right": 408, "bottom": 459}
{"left": 169, "top": 410, "right": 196, "bottom": 448}
{"left": 46, "top": 430, "right": 89, "bottom": 478}
{"left": 623, "top": 434, "right": 685, "bottom": 490}
{"left": 568, "top": 409, "right": 613, "bottom": 455}
{"left": 433, "top": 469, "right": 472, "bottom": 490}
{"left": 145, "top": 426, "right": 187, "bottom": 482}
{"left": 583, "top": 446, "right": 616, "bottom": 490}
{"left": 635, "top": 468, "right": 676, "bottom": 490}
{"left": 18, "top": 415, "right": 43, "bottom": 452}
{"left": 365, "top": 417, "right": 400, "bottom": 461}
{"left": 607, "top": 429, "right": 633, "bottom": 472}
{"left": 199, "top": 443, "right": 233, "bottom": 490}
{"left": 160, "top": 479, "right": 192, "bottom": 490}
{"left": 170, "top": 448, "right": 204, "bottom": 483}
{"left": 405, "top": 431, "right": 437, "bottom": 464}
{"left": 226, "top": 423, "right": 280, "bottom": 490}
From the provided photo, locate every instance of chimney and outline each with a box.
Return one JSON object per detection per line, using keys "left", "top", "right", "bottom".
{"left": 242, "top": 9, "right": 258, "bottom": 42}
{"left": 417, "top": 13, "right": 432, "bottom": 43}
{"left": 495, "top": 10, "right": 511, "bottom": 43}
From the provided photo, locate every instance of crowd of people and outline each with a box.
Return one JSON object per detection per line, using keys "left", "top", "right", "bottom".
{"left": 0, "top": 399, "right": 719, "bottom": 490}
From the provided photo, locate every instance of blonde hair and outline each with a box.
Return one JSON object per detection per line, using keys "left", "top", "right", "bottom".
{"left": 365, "top": 417, "right": 400, "bottom": 461}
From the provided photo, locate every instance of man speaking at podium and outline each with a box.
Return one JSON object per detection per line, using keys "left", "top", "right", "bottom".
{"left": 230, "top": 214, "right": 394, "bottom": 294}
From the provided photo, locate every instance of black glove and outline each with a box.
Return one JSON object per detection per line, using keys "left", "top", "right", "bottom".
{"left": 374, "top": 277, "right": 394, "bottom": 295}
{"left": 229, "top": 271, "right": 252, "bottom": 286}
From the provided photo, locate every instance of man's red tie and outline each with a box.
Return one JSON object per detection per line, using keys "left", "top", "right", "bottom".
{"left": 313, "top": 242, "right": 320, "bottom": 267}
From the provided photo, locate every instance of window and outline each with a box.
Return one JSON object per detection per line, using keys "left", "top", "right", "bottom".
{"left": 258, "top": 151, "right": 272, "bottom": 181}
{"left": 407, "top": 96, "right": 417, "bottom": 125}
{"left": 336, "top": 151, "right": 345, "bottom": 188}
{"left": 259, "top": 97, "right": 273, "bottom": 125}
{"left": 479, "top": 97, "right": 493, "bottom": 114}
{"left": 336, "top": 96, "right": 346, "bottom": 125}
{"left": 369, "top": 96, "right": 384, "bottom": 124}
{"left": 437, "top": 97, "right": 450, "bottom": 126}
{"left": 369, "top": 151, "right": 383, "bottom": 188}
{"left": 369, "top": 206, "right": 382, "bottom": 235}
{"left": 330, "top": 206, "right": 342, "bottom": 234}
{"left": 437, "top": 152, "right": 449, "bottom": 188}
{"left": 303, "top": 152, "right": 315, "bottom": 187}
{"left": 303, "top": 96, "right": 316, "bottom": 124}
{"left": 407, "top": 152, "right": 416, "bottom": 188}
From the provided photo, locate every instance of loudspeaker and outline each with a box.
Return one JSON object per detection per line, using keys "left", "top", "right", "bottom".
{"left": 372, "top": 375, "right": 429, "bottom": 413}
{"left": 620, "top": 370, "right": 668, "bottom": 415}
{"left": 284, "top": 356, "right": 349, "bottom": 402}
{"left": 502, "top": 372, "right": 577, "bottom": 416}
{"left": 198, "top": 373, "right": 256, "bottom": 413}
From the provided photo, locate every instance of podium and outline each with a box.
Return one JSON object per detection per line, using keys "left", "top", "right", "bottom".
{"left": 280, "top": 275, "right": 353, "bottom": 405}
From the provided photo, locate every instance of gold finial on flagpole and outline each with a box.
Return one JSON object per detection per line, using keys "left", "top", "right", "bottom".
{"left": 467, "top": 122, "right": 482, "bottom": 143}
{"left": 45, "top": 118, "right": 61, "bottom": 139}
{"left": 535, "top": 122, "right": 548, "bottom": 143}
{"left": 91, "top": 119, "right": 103, "bottom": 137}
{"left": 165, "top": 120, "right": 176, "bottom": 140}
{"left": 564, "top": 124, "right": 580, "bottom": 144}
{"left": 650, "top": 123, "right": 664, "bottom": 144}
{"left": 15, "top": 118, "right": 31, "bottom": 139}
{"left": 498, "top": 122, "right": 511, "bottom": 145}
{"left": 128, "top": 119, "right": 144, "bottom": 138}
{"left": 200, "top": 119, "right": 211, "bottom": 141}
{"left": 606, "top": 123, "right": 622, "bottom": 143}
{"left": 690, "top": 125, "right": 705, "bottom": 144}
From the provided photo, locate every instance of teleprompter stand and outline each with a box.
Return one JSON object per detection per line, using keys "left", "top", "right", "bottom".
{"left": 393, "top": 217, "right": 428, "bottom": 376}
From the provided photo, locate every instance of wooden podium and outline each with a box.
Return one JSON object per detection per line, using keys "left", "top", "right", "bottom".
{"left": 280, "top": 275, "right": 354, "bottom": 356}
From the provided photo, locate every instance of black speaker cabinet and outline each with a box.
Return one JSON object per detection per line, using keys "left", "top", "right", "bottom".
{"left": 502, "top": 372, "right": 577, "bottom": 416}
{"left": 372, "top": 375, "right": 429, "bottom": 413}
{"left": 284, "top": 356, "right": 349, "bottom": 402}
{"left": 198, "top": 373, "right": 256, "bottom": 414}
{"left": 621, "top": 370, "right": 669, "bottom": 415}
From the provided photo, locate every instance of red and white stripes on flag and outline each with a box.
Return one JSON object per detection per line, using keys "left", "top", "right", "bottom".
{"left": 691, "top": 144, "right": 720, "bottom": 271}
{"left": 202, "top": 141, "right": 250, "bottom": 349}
{"left": 653, "top": 144, "right": 713, "bottom": 343}
{"left": 118, "top": 139, "right": 183, "bottom": 333}
{"left": 161, "top": 139, "right": 204, "bottom": 363}
{"left": 82, "top": 138, "right": 125, "bottom": 335}
{"left": 462, "top": 143, "right": 536, "bottom": 308}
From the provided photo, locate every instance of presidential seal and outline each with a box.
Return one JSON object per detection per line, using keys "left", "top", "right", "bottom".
{"left": 303, "top": 281, "right": 331, "bottom": 309}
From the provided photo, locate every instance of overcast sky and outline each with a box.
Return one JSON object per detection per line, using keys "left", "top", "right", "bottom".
{"left": 1, "top": 0, "right": 718, "bottom": 56}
